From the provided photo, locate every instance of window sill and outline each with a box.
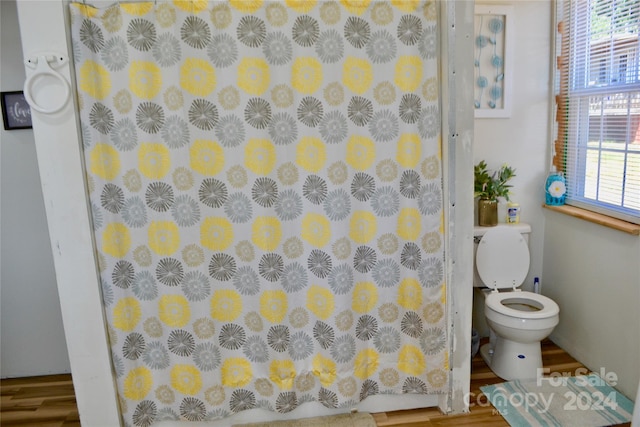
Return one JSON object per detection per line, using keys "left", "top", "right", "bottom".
{"left": 543, "top": 204, "right": 640, "bottom": 235}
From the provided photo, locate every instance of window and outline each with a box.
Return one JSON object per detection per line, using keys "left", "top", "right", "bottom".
{"left": 617, "top": 54, "right": 628, "bottom": 82}
{"left": 554, "top": 0, "right": 640, "bottom": 224}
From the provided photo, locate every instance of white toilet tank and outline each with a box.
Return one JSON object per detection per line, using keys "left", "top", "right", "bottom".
{"left": 473, "top": 223, "right": 531, "bottom": 288}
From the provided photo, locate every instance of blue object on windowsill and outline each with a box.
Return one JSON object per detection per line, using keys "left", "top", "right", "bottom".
{"left": 545, "top": 171, "right": 567, "bottom": 206}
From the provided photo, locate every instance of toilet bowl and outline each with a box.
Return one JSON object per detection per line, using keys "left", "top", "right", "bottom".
{"left": 474, "top": 225, "right": 560, "bottom": 381}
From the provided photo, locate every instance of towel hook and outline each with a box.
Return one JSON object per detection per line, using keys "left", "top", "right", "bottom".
{"left": 23, "top": 54, "right": 70, "bottom": 115}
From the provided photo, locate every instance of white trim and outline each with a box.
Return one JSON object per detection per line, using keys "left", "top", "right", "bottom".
{"left": 439, "top": 0, "right": 475, "bottom": 414}
{"left": 15, "top": 1, "right": 122, "bottom": 425}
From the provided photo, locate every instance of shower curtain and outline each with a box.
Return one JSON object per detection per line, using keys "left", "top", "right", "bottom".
{"left": 70, "top": 1, "right": 446, "bottom": 424}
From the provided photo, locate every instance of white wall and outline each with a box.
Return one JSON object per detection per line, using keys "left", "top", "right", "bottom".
{"left": 543, "top": 213, "right": 640, "bottom": 399}
{"left": 473, "top": 0, "right": 640, "bottom": 400}
{"left": 0, "top": 0, "right": 70, "bottom": 377}
{"left": 474, "top": 0, "right": 552, "bottom": 292}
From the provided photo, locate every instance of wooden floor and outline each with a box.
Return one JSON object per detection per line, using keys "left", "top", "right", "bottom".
{"left": 0, "top": 339, "right": 631, "bottom": 426}
{"left": 374, "top": 338, "right": 582, "bottom": 426}
{"left": 1, "top": 374, "right": 79, "bottom": 426}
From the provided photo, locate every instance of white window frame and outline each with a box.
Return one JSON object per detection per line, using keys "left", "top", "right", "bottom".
{"left": 557, "top": 0, "right": 640, "bottom": 225}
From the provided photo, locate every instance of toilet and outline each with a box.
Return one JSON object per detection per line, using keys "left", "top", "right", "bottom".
{"left": 473, "top": 224, "right": 560, "bottom": 381}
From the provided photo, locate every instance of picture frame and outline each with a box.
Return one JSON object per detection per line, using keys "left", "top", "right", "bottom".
{"left": 1, "top": 91, "right": 33, "bottom": 130}
{"left": 474, "top": 5, "right": 514, "bottom": 118}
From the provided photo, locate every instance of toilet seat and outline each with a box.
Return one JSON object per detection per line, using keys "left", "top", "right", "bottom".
{"left": 486, "top": 291, "right": 559, "bottom": 319}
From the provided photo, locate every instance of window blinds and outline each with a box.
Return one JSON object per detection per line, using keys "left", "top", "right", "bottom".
{"left": 555, "top": 0, "right": 640, "bottom": 223}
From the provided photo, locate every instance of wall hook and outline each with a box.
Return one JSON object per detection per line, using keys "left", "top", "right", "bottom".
{"left": 23, "top": 54, "right": 70, "bottom": 115}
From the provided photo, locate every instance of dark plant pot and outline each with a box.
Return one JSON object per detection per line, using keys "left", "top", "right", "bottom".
{"left": 478, "top": 198, "right": 498, "bottom": 226}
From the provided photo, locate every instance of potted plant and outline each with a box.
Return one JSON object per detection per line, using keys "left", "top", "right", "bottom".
{"left": 474, "top": 160, "right": 516, "bottom": 226}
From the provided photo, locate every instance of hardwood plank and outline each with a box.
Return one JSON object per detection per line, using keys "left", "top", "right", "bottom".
{"left": 1, "top": 375, "right": 73, "bottom": 388}
{"left": 1, "top": 375, "right": 78, "bottom": 427}
{"left": 11, "top": 384, "right": 76, "bottom": 400}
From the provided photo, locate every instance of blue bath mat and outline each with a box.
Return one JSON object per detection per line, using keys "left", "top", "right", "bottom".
{"left": 480, "top": 373, "right": 634, "bottom": 427}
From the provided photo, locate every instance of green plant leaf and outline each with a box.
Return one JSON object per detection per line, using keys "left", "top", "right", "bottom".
{"left": 473, "top": 161, "right": 516, "bottom": 201}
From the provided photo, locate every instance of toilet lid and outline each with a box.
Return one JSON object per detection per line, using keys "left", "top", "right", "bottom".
{"left": 476, "top": 226, "right": 530, "bottom": 289}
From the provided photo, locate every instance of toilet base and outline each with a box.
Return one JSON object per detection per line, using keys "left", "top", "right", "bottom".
{"left": 479, "top": 338, "right": 543, "bottom": 381}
